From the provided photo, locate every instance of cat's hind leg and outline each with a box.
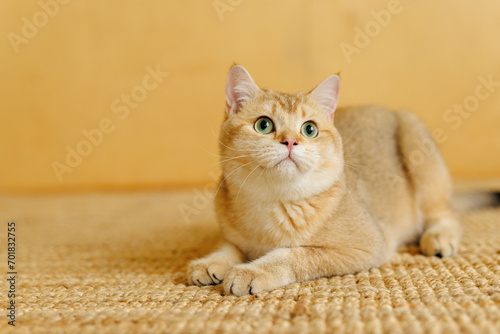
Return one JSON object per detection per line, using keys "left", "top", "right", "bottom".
{"left": 396, "top": 110, "right": 462, "bottom": 257}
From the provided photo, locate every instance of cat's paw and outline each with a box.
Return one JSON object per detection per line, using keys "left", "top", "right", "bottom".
{"left": 222, "top": 264, "right": 280, "bottom": 296}
{"left": 188, "top": 259, "right": 232, "bottom": 286}
{"left": 420, "top": 221, "right": 461, "bottom": 258}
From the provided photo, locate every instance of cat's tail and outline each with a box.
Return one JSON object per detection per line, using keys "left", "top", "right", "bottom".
{"left": 452, "top": 191, "right": 500, "bottom": 212}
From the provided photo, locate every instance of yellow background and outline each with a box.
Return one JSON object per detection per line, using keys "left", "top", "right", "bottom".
{"left": 1, "top": 0, "right": 500, "bottom": 193}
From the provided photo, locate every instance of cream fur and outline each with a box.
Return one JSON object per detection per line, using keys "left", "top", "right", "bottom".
{"left": 188, "top": 66, "right": 462, "bottom": 296}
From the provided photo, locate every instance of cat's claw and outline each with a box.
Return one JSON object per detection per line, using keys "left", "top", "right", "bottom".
{"left": 211, "top": 273, "right": 222, "bottom": 284}
{"left": 223, "top": 264, "right": 276, "bottom": 297}
{"left": 188, "top": 259, "right": 231, "bottom": 286}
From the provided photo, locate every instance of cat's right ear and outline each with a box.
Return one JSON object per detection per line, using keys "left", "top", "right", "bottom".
{"left": 225, "top": 65, "right": 260, "bottom": 116}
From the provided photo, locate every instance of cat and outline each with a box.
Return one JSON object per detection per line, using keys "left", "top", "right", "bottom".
{"left": 188, "top": 65, "right": 462, "bottom": 296}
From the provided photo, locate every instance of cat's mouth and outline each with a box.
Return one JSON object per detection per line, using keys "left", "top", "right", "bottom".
{"left": 275, "top": 156, "right": 297, "bottom": 168}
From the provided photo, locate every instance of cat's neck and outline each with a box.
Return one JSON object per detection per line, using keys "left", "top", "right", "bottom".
{"left": 217, "top": 170, "right": 348, "bottom": 253}
{"left": 225, "top": 166, "right": 346, "bottom": 205}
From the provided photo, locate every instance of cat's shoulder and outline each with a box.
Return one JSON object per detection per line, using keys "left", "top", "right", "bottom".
{"left": 334, "top": 105, "right": 400, "bottom": 136}
{"left": 335, "top": 105, "right": 397, "bottom": 122}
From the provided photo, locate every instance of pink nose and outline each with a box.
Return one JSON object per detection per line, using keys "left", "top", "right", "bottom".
{"left": 281, "top": 138, "right": 298, "bottom": 155}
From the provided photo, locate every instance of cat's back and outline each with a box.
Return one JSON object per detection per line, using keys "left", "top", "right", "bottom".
{"left": 334, "top": 105, "right": 401, "bottom": 173}
{"left": 334, "top": 105, "right": 398, "bottom": 146}
{"left": 334, "top": 105, "right": 420, "bottom": 250}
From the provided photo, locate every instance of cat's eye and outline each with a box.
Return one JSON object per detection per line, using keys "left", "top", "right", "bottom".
{"left": 254, "top": 117, "right": 275, "bottom": 134}
{"left": 301, "top": 122, "right": 318, "bottom": 138}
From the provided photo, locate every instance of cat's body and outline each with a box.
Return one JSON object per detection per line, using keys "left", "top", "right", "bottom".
{"left": 188, "top": 66, "right": 461, "bottom": 296}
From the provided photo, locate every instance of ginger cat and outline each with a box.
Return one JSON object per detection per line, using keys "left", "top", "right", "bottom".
{"left": 188, "top": 65, "right": 462, "bottom": 296}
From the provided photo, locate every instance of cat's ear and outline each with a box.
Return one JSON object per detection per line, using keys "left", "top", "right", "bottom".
{"left": 225, "top": 65, "right": 260, "bottom": 115}
{"left": 308, "top": 75, "right": 340, "bottom": 120}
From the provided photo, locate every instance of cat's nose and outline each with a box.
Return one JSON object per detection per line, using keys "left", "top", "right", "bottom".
{"left": 281, "top": 138, "right": 298, "bottom": 155}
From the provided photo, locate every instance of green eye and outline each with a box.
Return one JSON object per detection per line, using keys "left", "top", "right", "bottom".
{"left": 254, "top": 117, "right": 274, "bottom": 134}
{"left": 301, "top": 122, "right": 318, "bottom": 138}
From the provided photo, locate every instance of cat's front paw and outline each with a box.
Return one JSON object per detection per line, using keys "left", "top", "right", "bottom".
{"left": 223, "top": 264, "right": 282, "bottom": 296}
{"left": 420, "top": 221, "right": 461, "bottom": 258}
{"left": 188, "top": 259, "right": 232, "bottom": 286}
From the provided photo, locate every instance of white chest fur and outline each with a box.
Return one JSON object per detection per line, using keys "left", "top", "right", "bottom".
{"left": 222, "top": 197, "right": 324, "bottom": 260}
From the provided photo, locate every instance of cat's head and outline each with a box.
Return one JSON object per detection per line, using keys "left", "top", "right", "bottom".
{"left": 218, "top": 65, "right": 344, "bottom": 200}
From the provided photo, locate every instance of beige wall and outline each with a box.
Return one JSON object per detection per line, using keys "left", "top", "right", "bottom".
{"left": 1, "top": 0, "right": 500, "bottom": 193}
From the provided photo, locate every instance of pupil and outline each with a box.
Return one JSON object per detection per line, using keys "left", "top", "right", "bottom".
{"left": 307, "top": 125, "right": 313, "bottom": 134}
{"left": 260, "top": 120, "right": 268, "bottom": 130}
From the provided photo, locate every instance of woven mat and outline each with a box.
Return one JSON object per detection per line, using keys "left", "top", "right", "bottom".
{"left": 0, "top": 191, "right": 499, "bottom": 334}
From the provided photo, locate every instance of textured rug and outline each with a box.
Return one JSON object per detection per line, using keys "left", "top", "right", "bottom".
{"left": 0, "top": 191, "right": 499, "bottom": 333}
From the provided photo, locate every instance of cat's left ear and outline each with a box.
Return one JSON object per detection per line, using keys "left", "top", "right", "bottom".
{"left": 308, "top": 75, "right": 340, "bottom": 120}
{"left": 225, "top": 65, "right": 260, "bottom": 116}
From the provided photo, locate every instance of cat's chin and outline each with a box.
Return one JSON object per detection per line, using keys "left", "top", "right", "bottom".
{"left": 269, "top": 158, "right": 303, "bottom": 179}
{"left": 275, "top": 157, "right": 297, "bottom": 168}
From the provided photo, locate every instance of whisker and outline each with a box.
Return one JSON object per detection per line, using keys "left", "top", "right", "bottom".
{"left": 233, "top": 162, "right": 262, "bottom": 209}
{"left": 213, "top": 160, "right": 256, "bottom": 199}
{"left": 232, "top": 137, "right": 256, "bottom": 145}
{"left": 343, "top": 152, "right": 364, "bottom": 158}
{"left": 343, "top": 160, "right": 366, "bottom": 167}
{"left": 341, "top": 123, "right": 362, "bottom": 144}
{"left": 256, "top": 165, "right": 267, "bottom": 179}
{"left": 218, "top": 128, "right": 262, "bottom": 150}
{"left": 213, "top": 154, "right": 256, "bottom": 166}
{"left": 210, "top": 129, "right": 261, "bottom": 155}
{"left": 337, "top": 177, "right": 355, "bottom": 203}
{"left": 204, "top": 150, "right": 234, "bottom": 159}
{"left": 211, "top": 127, "right": 239, "bottom": 151}
{"left": 344, "top": 163, "right": 363, "bottom": 173}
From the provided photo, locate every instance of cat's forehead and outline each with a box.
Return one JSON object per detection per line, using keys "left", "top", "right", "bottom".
{"left": 267, "top": 91, "right": 304, "bottom": 111}
{"left": 258, "top": 90, "right": 315, "bottom": 118}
